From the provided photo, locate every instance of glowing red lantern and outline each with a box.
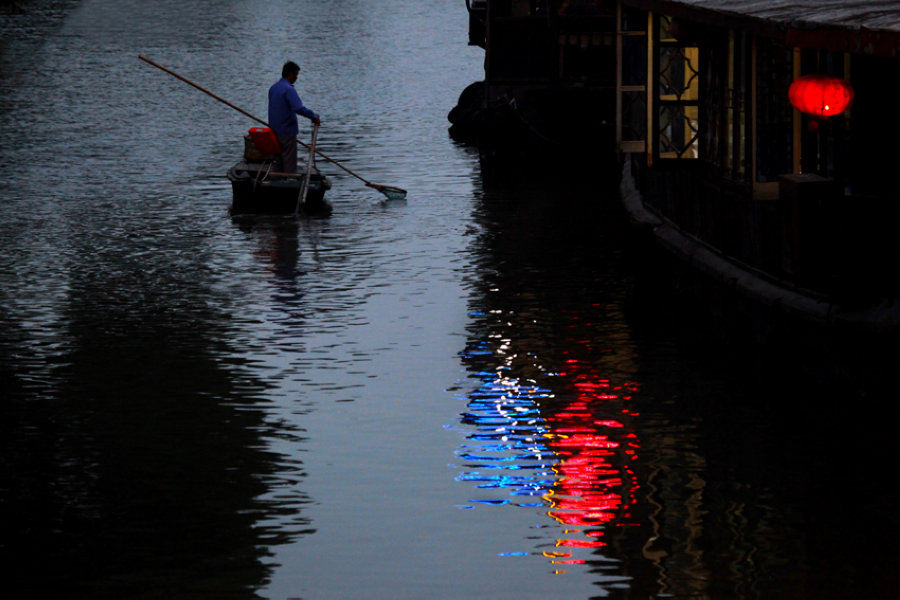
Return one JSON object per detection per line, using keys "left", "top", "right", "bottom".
{"left": 788, "top": 74, "right": 854, "bottom": 118}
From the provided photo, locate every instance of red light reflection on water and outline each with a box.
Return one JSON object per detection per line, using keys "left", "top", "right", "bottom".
{"left": 542, "top": 357, "right": 640, "bottom": 567}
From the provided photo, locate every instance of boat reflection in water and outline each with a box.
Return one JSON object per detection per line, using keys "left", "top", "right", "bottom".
{"left": 454, "top": 331, "right": 640, "bottom": 577}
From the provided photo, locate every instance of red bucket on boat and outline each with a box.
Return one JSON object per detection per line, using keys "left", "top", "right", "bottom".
{"left": 248, "top": 127, "right": 281, "bottom": 154}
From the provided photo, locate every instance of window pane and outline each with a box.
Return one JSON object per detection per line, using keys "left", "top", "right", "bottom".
{"left": 659, "top": 105, "right": 699, "bottom": 158}
{"left": 755, "top": 39, "right": 793, "bottom": 182}
{"left": 659, "top": 15, "right": 675, "bottom": 41}
{"left": 622, "top": 35, "right": 647, "bottom": 86}
{"left": 620, "top": 6, "right": 646, "bottom": 32}
{"left": 659, "top": 46, "right": 699, "bottom": 101}
{"left": 622, "top": 90, "right": 646, "bottom": 141}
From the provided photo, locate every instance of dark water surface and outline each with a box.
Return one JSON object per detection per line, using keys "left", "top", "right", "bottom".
{"left": 3, "top": 1, "right": 900, "bottom": 598}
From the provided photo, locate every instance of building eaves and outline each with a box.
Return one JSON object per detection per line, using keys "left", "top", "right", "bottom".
{"left": 621, "top": 0, "right": 900, "bottom": 56}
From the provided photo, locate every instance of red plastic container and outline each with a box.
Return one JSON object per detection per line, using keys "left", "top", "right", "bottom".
{"left": 248, "top": 127, "right": 281, "bottom": 154}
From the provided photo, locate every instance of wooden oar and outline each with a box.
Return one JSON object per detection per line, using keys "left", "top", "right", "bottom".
{"left": 138, "top": 55, "right": 407, "bottom": 200}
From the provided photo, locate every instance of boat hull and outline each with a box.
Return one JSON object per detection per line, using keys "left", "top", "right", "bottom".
{"left": 227, "top": 161, "right": 332, "bottom": 217}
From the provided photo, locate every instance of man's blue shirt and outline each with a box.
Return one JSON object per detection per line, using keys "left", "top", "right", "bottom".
{"left": 268, "top": 77, "right": 318, "bottom": 138}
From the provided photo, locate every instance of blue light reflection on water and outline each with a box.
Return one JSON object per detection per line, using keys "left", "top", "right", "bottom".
{"left": 451, "top": 333, "right": 640, "bottom": 588}
{"left": 454, "top": 366, "right": 557, "bottom": 506}
{"left": 450, "top": 330, "right": 569, "bottom": 565}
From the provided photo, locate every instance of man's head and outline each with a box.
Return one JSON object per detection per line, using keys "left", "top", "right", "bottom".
{"left": 282, "top": 61, "right": 300, "bottom": 83}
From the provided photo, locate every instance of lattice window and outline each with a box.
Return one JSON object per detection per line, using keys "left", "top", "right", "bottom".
{"left": 656, "top": 16, "right": 699, "bottom": 159}
{"left": 658, "top": 104, "right": 699, "bottom": 158}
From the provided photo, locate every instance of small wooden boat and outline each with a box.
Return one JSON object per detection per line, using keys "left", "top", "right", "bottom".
{"left": 228, "top": 129, "right": 332, "bottom": 217}
{"left": 227, "top": 160, "right": 332, "bottom": 217}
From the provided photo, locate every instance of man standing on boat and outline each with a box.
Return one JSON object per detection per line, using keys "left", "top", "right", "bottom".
{"left": 268, "top": 61, "right": 320, "bottom": 174}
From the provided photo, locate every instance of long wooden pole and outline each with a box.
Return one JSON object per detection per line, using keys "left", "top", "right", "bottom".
{"left": 138, "top": 55, "right": 406, "bottom": 198}
{"left": 138, "top": 55, "right": 268, "bottom": 127}
{"left": 295, "top": 122, "right": 319, "bottom": 217}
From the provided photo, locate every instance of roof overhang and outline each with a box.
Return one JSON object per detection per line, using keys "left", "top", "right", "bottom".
{"left": 621, "top": 0, "right": 900, "bottom": 57}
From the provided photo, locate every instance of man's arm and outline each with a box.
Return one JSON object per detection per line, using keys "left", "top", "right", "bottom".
{"left": 287, "top": 88, "right": 319, "bottom": 123}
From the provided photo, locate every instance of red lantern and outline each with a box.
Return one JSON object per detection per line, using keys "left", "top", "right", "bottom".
{"left": 788, "top": 74, "right": 854, "bottom": 118}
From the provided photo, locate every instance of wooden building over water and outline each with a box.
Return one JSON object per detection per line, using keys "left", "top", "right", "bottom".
{"left": 614, "top": 0, "right": 900, "bottom": 343}
{"left": 456, "top": 0, "right": 900, "bottom": 347}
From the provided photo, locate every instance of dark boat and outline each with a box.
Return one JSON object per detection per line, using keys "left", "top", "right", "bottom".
{"left": 228, "top": 130, "right": 332, "bottom": 217}
{"left": 227, "top": 160, "right": 332, "bottom": 217}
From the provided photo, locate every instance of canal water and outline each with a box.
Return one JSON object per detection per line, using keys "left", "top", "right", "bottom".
{"left": 3, "top": 1, "right": 900, "bottom": 598}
